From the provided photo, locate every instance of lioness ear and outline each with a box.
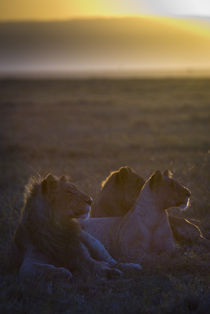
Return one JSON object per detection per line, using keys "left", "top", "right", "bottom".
{"left": 41, "top": 174, "right": 57, "bottom": 194}
{"left": 149, "top": 170, "right": 162, "bottom": 190}
{"left": 163, "top": 169, "right": 173, "bottom": 178}
{"left": 117, "top": 167, "right": 131, "bottom": 184}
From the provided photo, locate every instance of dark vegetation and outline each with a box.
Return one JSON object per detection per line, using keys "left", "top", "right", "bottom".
{"left": 0, "top": 78, "right": 209, "bottom": 313}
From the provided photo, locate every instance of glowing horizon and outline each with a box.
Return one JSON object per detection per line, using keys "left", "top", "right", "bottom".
{"left": 1, "top": 0, "right": 210, "bottom": 39}
{"left": 1, "top": 1, "right": 210, "bottom": 76}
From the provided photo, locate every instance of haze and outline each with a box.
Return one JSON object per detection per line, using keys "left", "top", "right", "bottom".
{"left": 0, "top": 16, "right": 210, "bottom": 77}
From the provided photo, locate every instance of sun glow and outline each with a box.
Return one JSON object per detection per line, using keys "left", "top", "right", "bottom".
{"left": 1, "top": 0, "right": 210, "bottom": 21}
{"left": 1, "top": 0, "right": 210, "bottom": 38}
{"left": 0, "top": 0, "right": 145, "bottom": 20}
{"left": 1, "top": 0, "right": 210, "bottom": 76}
{"left": 146, "top": 16, "right": 210, "bottom": 38}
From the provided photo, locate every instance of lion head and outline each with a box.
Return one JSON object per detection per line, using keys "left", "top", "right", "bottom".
{"left": 91, "top": 167, "right": 144, "bottom": 217}
{"left": 148, "top": 170, "right": 191, "bottom": 211}
{"left": 22, "top": 174, "right": 92, "bottom": 226}
{"left": 40, "top": 174, "right": 92, "bottom": 223}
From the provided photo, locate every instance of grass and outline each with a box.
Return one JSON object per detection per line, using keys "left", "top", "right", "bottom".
{"left": 0, "top": 78, "right": 209, "bottom": 313}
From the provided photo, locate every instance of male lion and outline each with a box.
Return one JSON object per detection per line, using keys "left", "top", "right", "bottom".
{"left": 13, "top": 174, "right": 141, "bottom": 282}
{"left": 91, "top": 167, "right": 204, "bottom": 245}
{"left": 79, "top": 170, "right": 191, "bottom": 263}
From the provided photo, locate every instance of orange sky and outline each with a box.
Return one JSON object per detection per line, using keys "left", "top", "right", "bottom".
{"left": 1, "top": 0, "right": 210, "bottom": 39}
{"left": 1, "top": 1, "right": 210, "bottom": 76}
{"left": 1, "top": 0, "right": 137, "bottom": 20}
{"left": 1, "top": 0, "right": 210, "bottom": 21}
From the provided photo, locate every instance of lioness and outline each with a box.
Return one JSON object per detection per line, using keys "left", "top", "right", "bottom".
{"left": 91, "top": 166, "right": 204, "bottom": 245}
{"left": 80, "top": 170, "right": 191, "bottom": 263}
{"left": 13, "top": 174, "right": 141, "bottom": 282}
{"left": 92, "top": 167, "right": 144, "bottom": 217}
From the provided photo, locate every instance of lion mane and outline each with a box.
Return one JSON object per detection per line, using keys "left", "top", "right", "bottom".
{"left": 15, "top": 178, "right": 79, "bottom": 269}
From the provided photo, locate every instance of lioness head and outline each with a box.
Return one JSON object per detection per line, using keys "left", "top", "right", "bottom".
{"left": 149, "top": 170, "right": 191, "bottom": 211}
{"left": 41, "top": 174, "right": 92, "bottom": 224}
{"left": 91, "top": 167, "right": 144, "bottom": 217}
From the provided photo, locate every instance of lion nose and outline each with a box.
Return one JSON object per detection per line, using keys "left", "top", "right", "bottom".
{"left": 87, "top": 197, "right": 93, "bottom": 205}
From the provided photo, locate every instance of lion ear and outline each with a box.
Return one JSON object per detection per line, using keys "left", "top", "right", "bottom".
{"left": 117, "top": 167, "right": 131, "bottom": 184}
{"left": 149, "top": 170, "right": 162, "bottom": 190}
{"left": 163, "top": 169, "right": 173, "bottom": 178}
{"left": 41, "top": 174, "right": 57, "bottom": 194}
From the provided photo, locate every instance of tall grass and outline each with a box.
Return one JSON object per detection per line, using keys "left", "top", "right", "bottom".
{"left": 0, "top": 78, "right": 209, "bottom": 313}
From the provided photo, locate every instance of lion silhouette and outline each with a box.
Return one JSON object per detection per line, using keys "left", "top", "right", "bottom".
{"left": 80, "top": 170, "right": 191, "bottom": 263}
{"left": 12, "top": 174, "right": 141, "bottom": 282}
{"left": 91, "top": 167, "right": 204, "bottom": 245}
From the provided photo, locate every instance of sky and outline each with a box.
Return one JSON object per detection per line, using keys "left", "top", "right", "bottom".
{"left": 1, "top": 1, "right": 210, "bottom": 76}
{"left": 1, "top": 0, "right": 210, "bottom": 21}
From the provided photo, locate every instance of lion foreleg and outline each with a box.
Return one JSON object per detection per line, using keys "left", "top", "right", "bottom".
{"left": 80, "top": 230, "right": 117, "bottom": 265}
{"left": 74, "top": 240, "right": 122, "bottom": 279}
{"left": 80, "top": 231, "right": 142, "bottom": 273}
{"left": 19, "top": 247, "right": 72, "bottom": 282}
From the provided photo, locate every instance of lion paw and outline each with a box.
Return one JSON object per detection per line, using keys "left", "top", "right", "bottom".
{"left": 116, "top": 262, "right": 142, "bottom": 273}
{"left": 56, "top": 267, "right": 73, "bottom": 281}
{"left": 94, "top": 263, "right": 122, "bottom": 279}
{"left": 43, "top": 266, "right": 73, "bottom": 281}
{"left": 105, "top": 267, "right": 122, "bottom": 279}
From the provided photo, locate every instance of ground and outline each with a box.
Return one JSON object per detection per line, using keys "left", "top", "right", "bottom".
{"left": 0, "top": 78, "right": 209, "bottom": 313}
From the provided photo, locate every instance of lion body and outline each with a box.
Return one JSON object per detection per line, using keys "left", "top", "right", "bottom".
{"left": 80, "top": 171, "right": 191, "bottom": 263}
{"left": 81, "top": 217, "right": 120, "bottom": 257}
{"left": 13, "top": 174, "right": 141, "bottom": 282}
{"left": 91, "top": 167, "right": 204, "bottom": 245}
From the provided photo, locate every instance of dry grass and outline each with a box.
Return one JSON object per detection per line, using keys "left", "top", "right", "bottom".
{"left": 0, "top": 78, "right": 209, "bottom": 313}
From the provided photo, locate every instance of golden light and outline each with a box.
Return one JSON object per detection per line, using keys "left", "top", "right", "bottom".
{"left": 1, "top": 0, "right": 210, "bottom": 20}
{"left": 0, "top": 0, "right": 141, "bottom": 20}
{"left": 1, "top": 0, "right": 210, "bottom": 76}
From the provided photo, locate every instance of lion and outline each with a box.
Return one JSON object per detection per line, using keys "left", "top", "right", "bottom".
{"left": 92, "top": 167, "right": 144, "bottom": 218}
{"left": 91, "top": 167, "right": 204, "bottom": 245}
{"left": 79, "top": 170, "right": 191, "bottom": 263}
{"left": 13, "top": 174, "right": 141, "bottom": 282}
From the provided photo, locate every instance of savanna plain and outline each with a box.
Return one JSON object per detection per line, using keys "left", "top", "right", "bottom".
{"left": 0, "top": 78, "right": 209, "bottom": 313}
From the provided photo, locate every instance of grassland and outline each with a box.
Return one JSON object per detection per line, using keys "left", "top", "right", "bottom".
{"left": 0, "top": 78, "right": 209, "bottom": 313}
